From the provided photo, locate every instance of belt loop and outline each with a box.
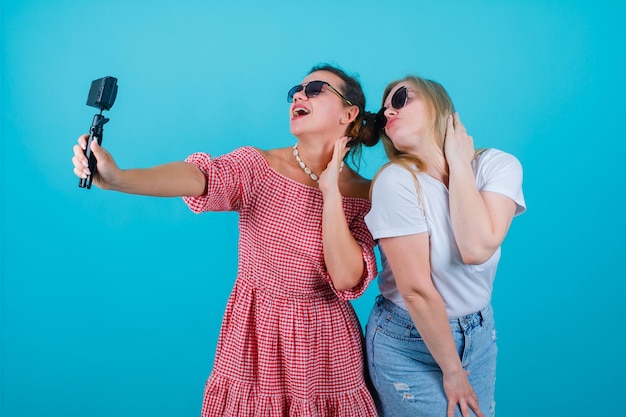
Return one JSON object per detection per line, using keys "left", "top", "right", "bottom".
{"left": 376, "top": 294, "right": 384, "bottom": 307}
{"left": 458, "top": 315, "right": 468, "bottom": 331}
{"left": 479, "top": 303, "right": 491, "bottom": 324}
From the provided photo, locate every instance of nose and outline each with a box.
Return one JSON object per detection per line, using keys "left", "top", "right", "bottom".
{"left": 292, "top": 88, "right": 308, "bottom": 102}
{"left": 385, "top": 107, "right": 397, "bottom": 117}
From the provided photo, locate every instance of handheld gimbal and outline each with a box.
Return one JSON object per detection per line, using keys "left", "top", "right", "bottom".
{"left": 79, "top": 76, "right": 118, "bottom": 189}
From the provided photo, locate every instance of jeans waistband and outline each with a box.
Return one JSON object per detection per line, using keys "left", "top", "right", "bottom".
{"left": 375, "top": 295, "right": 492, "bottom": 331}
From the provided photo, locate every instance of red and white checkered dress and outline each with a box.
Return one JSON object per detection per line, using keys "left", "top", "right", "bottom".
{"left": 183, "top": 146, "right": 378, "bottom": 417}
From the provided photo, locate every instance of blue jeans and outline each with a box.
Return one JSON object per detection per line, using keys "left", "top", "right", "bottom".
{"left": 366, "top": 295, "right": 497, "bottom": 417}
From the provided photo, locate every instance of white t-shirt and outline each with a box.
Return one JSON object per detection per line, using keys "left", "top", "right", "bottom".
{"left": 365, "top": 149, "right": 526, "bottom": 318}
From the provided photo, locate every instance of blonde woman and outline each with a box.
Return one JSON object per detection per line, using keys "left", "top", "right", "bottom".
{"left": 365, "top": 76, "right": 526, "bottom": 417}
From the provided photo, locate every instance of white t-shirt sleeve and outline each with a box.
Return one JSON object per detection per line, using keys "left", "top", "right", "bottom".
{"left": 475, "top": 149, "right": 527, "bottom": 216}
{"left": 365, "top": 165, "right": 429, "bottom": 240}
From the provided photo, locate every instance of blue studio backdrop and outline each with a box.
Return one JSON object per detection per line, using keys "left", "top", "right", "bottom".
{"left": 1, "top": 1, "right": 625, "bottom": 416}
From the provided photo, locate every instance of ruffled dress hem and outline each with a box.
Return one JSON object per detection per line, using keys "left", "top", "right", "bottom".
{"left": 202, "top": 373, "right": 378, "bottom": 417}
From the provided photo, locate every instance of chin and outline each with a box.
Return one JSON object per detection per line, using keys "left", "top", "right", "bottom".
{"left": 289, "top": 124, "right": 301, "bottom": 136}
{"left": 291, "top": 131, "right": 307, "bottom": 140}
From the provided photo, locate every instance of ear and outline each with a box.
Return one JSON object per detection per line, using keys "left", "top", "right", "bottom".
{"left": 340, "top": 105, "right": 360, "bottom": 125}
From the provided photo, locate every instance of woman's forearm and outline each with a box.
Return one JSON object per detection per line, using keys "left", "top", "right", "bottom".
{"left": 402, "top": 289, "right": 465, "bottom": 374}
{"left": 448, "top": 161, "right": 496, "bottom": 263}
{"left": 108, "top": 162, "right": 207, "bottom": 197}
{"left": 322, "top": 190, "right": 365, "bottom": 291}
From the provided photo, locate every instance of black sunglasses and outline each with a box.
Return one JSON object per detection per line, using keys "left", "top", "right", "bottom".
{"left": 375, "top": 86, "right": 409, "bottom": 130}
{"left": 287, "top": 80, "right": 353, "bottom": 106}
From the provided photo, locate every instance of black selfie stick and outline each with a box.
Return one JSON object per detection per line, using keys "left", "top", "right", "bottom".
{"left": 79, "top": 76, "right": 118, "bottom": 189}
{"left": 79, "top": 111, "right": 109, "bottom": 189}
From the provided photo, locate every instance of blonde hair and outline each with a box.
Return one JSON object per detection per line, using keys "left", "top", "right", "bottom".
{"left": 373, "top": 75, "right": 485, "bottom": 214}
{"left": 380, "top": 75, "right": 455, "bottom": 173}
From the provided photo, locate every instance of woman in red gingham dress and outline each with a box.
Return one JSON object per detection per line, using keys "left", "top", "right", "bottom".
{"left": 71, "top": 64, "right": 381, "bottom": 416}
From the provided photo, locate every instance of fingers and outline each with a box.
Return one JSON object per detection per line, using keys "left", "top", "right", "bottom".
{"left": 72, "top": 163, "right": 89, "bottom": 179}
{"left": 447, "top": 112, "right": 468, "bottom": 135}
{"left": 447, "top": 114, "right": 455, "bottom": 135}
{"left": 447, "top": 401, "right": 456, "bottom": 417}
{"left": 453, "top": 112, "right": 467, "bottom": 134}
{"left": 73, "top": 135, "right": 90, "bottom": 179}
{"left": 318, "top": 137, "right": 350, "bottom": 193}
{"left": 337, "top": 136, "right": 351, "bottom": 158}
{"left": 78, "top": 134, "right": 89, "bottom": 150}
{"left": 330, "top": 136, "right": 350, "bottom": 167}
{"left": 467, "top": 389, "right": 484, "bottom": 417}
{"left": 72, "top": 134, "right": 106, "bottom": 179}
{"left": 448, "top": 398, "right": 483, "bottom": 417}
{"left": 72, "top": 148, "right": 89, "bottom": 179}
{"left": 443, "top": 369, "right": 483, "bottom": 417}
{"left": 472, "top": 404, "right": 485, "bottom": 417}
{"left": 335, "top": 136, "right": 350, "bottom": 151}
{"left": 458, "top": 399, "right": 471, "bottom": 417}
{"left": 444, "top": 112, "right": 474, "bottom": 164}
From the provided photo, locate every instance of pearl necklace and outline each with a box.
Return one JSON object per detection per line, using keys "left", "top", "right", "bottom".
{"left": 293, "top": 143, "right": 343, "bottom": 183}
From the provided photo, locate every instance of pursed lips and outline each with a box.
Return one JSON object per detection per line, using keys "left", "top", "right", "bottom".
{"left": 385, "top": 117, "right": 398, "bottom": 130}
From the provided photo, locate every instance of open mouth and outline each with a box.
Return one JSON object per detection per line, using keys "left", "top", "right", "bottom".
{"left": 292, "top": 106, "right": 310, "bottom": 118}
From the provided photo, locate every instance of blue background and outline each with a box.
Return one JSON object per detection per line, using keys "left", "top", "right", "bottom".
{"left": 1, "top": 1, "right": 624, "bottom": 416}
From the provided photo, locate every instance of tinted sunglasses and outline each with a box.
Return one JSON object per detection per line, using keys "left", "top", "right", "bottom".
{"left": 375, "top": 86, "right": 409, "bottom": 130}
{"left": 287, "top": 80, "right": 353, "bottom": 106}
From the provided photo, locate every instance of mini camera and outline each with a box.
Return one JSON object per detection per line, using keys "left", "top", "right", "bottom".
{"left": 79, "top": 76, "right": 118, "bottom": 189}
{"left": 86, "top": 76, "right": 118, "bottom": 110}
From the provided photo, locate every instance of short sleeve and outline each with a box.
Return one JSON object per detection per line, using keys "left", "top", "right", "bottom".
{"left": 365, "top": 164, "right": 429, "bottom": 240}
{"left": 474, "top": 149, "right": 526, "bottom": 216}
{"left": 182, "top": 146, "right": 266, "bottom": 213}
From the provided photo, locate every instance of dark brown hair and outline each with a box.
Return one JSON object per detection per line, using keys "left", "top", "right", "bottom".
{"left": 308, "top": 64, "right": 380, "bottom": 168}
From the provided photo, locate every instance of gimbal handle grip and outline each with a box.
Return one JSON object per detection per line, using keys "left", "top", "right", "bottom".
{"left": 79, "top": 113, "right": 109, "bottom": 189}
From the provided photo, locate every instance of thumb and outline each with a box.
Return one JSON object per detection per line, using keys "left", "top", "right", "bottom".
{"left": 90, "top": 139, "right": 108, "bottom": 160}
{"left": 89, "top": 140, "right": 116, "bottom": 172}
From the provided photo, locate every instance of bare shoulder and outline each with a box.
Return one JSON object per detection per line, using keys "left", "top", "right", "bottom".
{"left": 260, "top": 147, "right": 292, "bottom": 172}
{"left": 254, "top": 147, "right": 272, "bottom": 162}
{"left": 342, "top": 170, "right": 372, "bottom": 200}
